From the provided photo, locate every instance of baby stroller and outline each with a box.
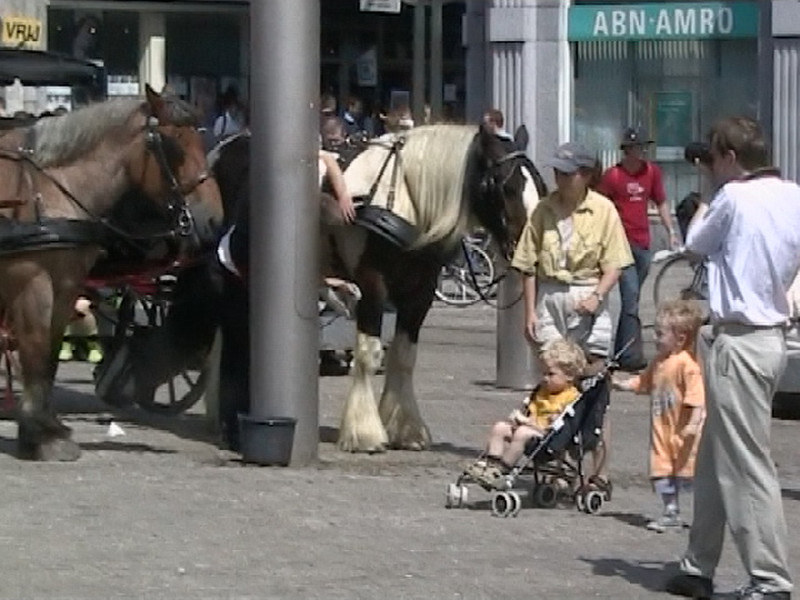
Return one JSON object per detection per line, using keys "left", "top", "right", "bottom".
{"left": 445, "top": 361, "right": 615, "bottom": 518}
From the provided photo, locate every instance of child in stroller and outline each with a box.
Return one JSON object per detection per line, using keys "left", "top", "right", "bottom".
{"left": 446, "top": 339, "right": 615, "bottom": 517}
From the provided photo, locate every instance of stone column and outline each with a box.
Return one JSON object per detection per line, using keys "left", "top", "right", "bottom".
{"left": 485, "top": 0, "right": 568, "bottom": 389}
{"left": 463, "top": 0, "right": 488, "bottom": 123}
{"left": 138, "top": 12, "right": 166, "bottom": 94}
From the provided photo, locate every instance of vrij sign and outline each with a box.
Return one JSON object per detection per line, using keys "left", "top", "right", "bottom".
{"left": 568, "top": 2, "right": 759, "bottom": 41}
{"left": 1, "top": 16, "right": 42, "bottom": 48}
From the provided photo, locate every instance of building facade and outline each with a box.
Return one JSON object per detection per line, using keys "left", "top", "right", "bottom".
{"left": 1, "top": 0, "right": 466, "bottom": 126}
{"left": 3, "top": 1, "right": 798, "bottom": 188}
{"left": 467, "top": 0, "right": 799, "bottom": 203}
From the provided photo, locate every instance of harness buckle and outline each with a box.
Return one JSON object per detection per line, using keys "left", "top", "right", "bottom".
{"left": 176, "top": 206, "right": 194, "bottom": 237}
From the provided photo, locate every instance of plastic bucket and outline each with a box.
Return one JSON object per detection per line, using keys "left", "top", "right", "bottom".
{"left": 238, "top": 414, "right": 297, "bottom": 466}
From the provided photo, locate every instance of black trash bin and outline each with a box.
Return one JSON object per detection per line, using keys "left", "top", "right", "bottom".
{"left": 238, "top": 414, "right": 297, "bottom": 466}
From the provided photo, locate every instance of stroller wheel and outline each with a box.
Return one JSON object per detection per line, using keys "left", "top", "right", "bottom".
{"left": 575, "top": 492, "right": 586, "bottom": 512}
{"left": 491, "top": 492, "right": 515, "bottom": 518}
{"left": 533, "top": 483, "right": 558, "bottom": 509}
{"left": 509, "top": 492, "right": 522, "bottom": 517}
{"left": 445, "top": 483, "right": 468, "bottom": 509}
{"left": 584, "top": 490, "right": 605, "bottom": 514}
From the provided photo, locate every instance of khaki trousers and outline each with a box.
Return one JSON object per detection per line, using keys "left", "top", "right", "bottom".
{"left": 680, "top": 324, "right": 792, "bottom": 593}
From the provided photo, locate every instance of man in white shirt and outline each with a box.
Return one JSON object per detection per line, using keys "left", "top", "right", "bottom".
{"left": 665, "top": 117, "right": 800, "bottom": 600}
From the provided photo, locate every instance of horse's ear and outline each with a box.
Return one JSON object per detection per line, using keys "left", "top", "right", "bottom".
{"left": 514, "top": 125, "right": 529, "bottom": 152}
{"left": 145, "top": 84, "right": 168, "bottom": 122}
{"left": 477, "top": 122, "right": 496, "bottom": 150}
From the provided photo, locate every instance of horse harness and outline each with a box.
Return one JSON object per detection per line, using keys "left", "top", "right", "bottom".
{"left": 0, "top": 114, "right": 202, "bottom": 257}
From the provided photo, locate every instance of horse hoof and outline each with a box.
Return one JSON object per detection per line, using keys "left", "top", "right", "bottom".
{"left": 337, "top": 437, "right": 387, "bottom": 454}
{"left": 36, "top": 438, "right": 81, "bottom": 462}
{"left": 392, "top": 440, "right": 428, "bottom": 451}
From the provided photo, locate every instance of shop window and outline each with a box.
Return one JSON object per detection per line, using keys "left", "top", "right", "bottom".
{"left": 48, "top": 9, "right": 137, "bottom": 74}
{"left": 574, "top": 38, "right": 757, "bottom": 209}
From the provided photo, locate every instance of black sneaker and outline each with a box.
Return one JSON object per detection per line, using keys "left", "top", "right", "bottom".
{"left": 617, "top": 360, "right": 648, "bottom": 373}
{"left": 664, "top": 572, "right": 714, "bottom": 599}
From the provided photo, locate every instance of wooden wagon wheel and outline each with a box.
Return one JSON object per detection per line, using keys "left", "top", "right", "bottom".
{"left": 128, "top": 289, "right": 209, "bottom": 416}
{"left": 93, "top": 283, "right": 209, "bottom": 416}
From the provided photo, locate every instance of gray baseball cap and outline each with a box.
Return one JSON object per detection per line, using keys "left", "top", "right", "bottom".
{"left": 545, "top": 142, "right": 597, "bottom": 173}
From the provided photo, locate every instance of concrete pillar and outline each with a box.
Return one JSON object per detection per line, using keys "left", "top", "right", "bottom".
{"left": 138, "top": 12, "right": 166, "bottom": 94}
{"left": 485, "top": 0, "right": 566, "bottom": 389}
{"left": 249, "top": 1, "right": 320, "bottom": 466}
{"left": 412, "top": 2, "right": 427, "bottom": 123}
{"left": 430, "top": 0, "right": 443, "bottom": 119}
{"left": 758, "top": 2, "right": 774, "bottom": 146}
{"left": 463, "top": 0, "right": 488, "bottom": 124}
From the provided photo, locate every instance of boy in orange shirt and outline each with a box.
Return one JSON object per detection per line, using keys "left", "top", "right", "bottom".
{"left": 614, "top": 299, "right": 706, "bottom": 532}
{"left": 467, "top": 339, "right": 587, "bottom": 488}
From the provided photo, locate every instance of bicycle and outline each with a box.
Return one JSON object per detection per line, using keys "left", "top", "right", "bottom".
{"left": 651, "top": 249, "right": 710, "bottom": 321}
{"left": 435, "top": 238, "right": 496, "bottom": 306}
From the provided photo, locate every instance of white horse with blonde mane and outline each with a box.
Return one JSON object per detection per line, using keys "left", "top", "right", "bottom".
{"left": 329, "top": 123, "right": 545, "bottom": 452}
{"left": 206, "top": 123, "right": 545, "bottom": 453}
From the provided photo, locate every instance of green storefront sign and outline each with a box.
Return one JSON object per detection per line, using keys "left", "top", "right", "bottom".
{"left": 569, "top": 2, "right": 759, "bottom": 41}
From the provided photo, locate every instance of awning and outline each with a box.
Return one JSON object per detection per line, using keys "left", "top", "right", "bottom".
{"left": 0, "top": 48, "right": 103, "bottom": 87}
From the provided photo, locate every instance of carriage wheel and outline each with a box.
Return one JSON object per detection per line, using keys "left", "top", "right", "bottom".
{"left": 134, "top": 366, "right": 208, "bottom": 416}
{"left": 96, "top": 287, "right": 209, "bottom": 416}
{"left": 131, "top": 296, "right": 209, "bottom": 416}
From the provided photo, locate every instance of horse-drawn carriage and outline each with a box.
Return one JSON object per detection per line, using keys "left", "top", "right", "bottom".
{"left": 0, "top": 48, "right": 224, "bottom": 459}
{"left": 0, "top": 49, "right": 216, "bottom": 418}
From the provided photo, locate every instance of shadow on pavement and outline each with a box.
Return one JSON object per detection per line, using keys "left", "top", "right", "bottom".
{"left": 579, "top": 556, "right": 669, "bottom": 593}
{"left": 597, "top": 510, "right": 651, "bottom": 529}
{"left": 80, "top": 440, "right": 177, "bottom": 454}
{"left": 782, "top": 488, "right": 800, "bottom": 502}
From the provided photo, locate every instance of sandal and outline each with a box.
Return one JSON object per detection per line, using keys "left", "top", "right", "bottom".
{"left": 475, "top": 465, "right": 510, "bottom": 490}
{"left": 464, "top": 460, "right": 487, "bottom": 480}
{"left": 587, "top": 476, "right": 613, "bottom": 501}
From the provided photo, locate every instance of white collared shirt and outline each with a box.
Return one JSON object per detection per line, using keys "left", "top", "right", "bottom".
{"left": 686, "top": 175, "right": 800, "bottom": 326}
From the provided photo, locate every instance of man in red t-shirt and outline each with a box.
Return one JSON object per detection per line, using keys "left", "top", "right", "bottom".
{"left": 597, "top": 127, "right": 677, "bottom": 371}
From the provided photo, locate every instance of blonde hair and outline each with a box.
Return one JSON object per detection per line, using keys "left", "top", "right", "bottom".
{"left": 656, "top": 299, "right": 705, "bottom": 350}
{"left": 540, "top": 339, "right": 588, "bottom": 381}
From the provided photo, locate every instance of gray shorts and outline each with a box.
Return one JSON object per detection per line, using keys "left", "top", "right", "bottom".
{"left": 535, "top": 279, "right": 621, "bottom": 358}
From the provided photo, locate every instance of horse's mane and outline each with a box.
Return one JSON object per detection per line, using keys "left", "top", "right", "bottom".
{"left": 32, "top": 95, "right": 199, "bottom": 168}
{"left": 401, "top": 124, "right": 477, "bottom": 249}
{"left": 344, "top": 125, "right": 477, "bottom": 250}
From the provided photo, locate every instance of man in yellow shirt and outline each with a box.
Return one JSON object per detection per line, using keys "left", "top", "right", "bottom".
{"left": 511, "top": 141, "right": 633, "bottom": 496}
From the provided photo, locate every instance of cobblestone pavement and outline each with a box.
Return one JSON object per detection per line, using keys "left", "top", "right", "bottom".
{"left": 1, "top": 266, "right": 799, "bottom": 599}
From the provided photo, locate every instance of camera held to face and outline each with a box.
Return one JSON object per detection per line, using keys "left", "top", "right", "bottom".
{"left": 684, "top": 141, "right": 712, "bottom": 166}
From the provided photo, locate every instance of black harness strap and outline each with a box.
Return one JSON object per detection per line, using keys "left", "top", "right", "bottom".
{"left": 365, "top": 137, "right": 405, "bottom": 211}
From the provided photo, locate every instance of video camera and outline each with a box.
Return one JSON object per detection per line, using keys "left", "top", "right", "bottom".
{"left": 684, "top": 141, "right": 712, "bottom": 166}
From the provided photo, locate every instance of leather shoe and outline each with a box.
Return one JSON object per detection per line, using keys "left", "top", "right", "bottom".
{"left": 664, "top": 572, "right": 713, "bottom": 599}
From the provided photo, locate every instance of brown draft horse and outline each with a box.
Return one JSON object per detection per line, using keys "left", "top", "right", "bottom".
{"left": 0, "top": 85, "right": 222, "bottom": 460}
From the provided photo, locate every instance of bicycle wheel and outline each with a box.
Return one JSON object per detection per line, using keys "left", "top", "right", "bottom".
{"left": 652, "top": 254, "right": 710, "bottom": 321}
{"left": 435, "top": 243, "right": 495, "bottom": 306}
